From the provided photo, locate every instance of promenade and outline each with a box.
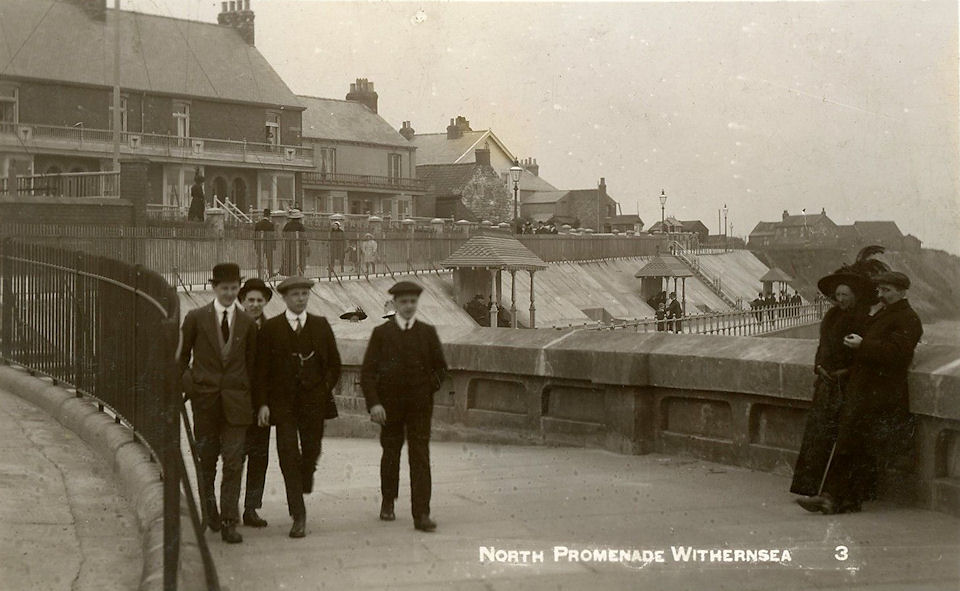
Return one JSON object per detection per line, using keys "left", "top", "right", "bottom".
{"left": 206, "top": 437, "right": 959, "bottom": 591}
{"left": 0, "top": 387, "right": 140, "bottom": 591}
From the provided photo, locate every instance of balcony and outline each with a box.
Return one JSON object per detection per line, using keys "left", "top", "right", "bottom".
{"left": 302, "top": 171, "right": 427, "bottom": 194}
{"left": 0, "top": 170, "right": 119, "bottom": 199}
{"left": 0, "top": 122, "right": 314, "bottom": 169}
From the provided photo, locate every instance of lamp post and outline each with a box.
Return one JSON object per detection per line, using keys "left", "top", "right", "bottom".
{"left": 510, "top": 162, "right": 523, "bottom": 234}
{"left": 722, "top": 203, "right": 728, "bottom": 252}
{"left": 658, "top": 189, "right": 667, "bottom": 233}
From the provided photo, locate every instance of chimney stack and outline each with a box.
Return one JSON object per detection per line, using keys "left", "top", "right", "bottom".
{"left": 599, "top": 177, "right": 607, "bottom": 196}
{"left": 782, "top": 210, "right": 789, "bottom": 221}
{"left": 821, "top": 207, "right": 826, "bottom": 215}
{"left": 399, "top": 121, "right": 415, "bottom": 141}
{"left": 218, "top": 0, "right": 255, "bottom": 46}
{"left": 446, "top": 115, "right": 471, "bottom": 140}
{"left": 474, "top": 146, "right": 491, "bottom": 167}
{"left": 68, "top": 0, "right": 107, "bottom": 21}
{"left": 346, "top": 78, "right": 379, "bottom": 114}
{"left": 521, "top": 157, "right": 539, "bottom": 177}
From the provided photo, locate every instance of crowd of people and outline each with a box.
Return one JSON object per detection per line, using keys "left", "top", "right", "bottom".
{"left": 749, "top": 290, "right": 804, "bottom": 324}
{"left": 518, "top": 220, "right": 560, "bottom": 235}
{"left": 179, "top": 266, "right": 446, "bottom": 542}
{"left": 791, "top": 246, "right": 922, "bottom": 514}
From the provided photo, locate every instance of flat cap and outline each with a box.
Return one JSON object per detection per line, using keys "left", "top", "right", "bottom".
{"left": 874, "top": 271, "right": 910, "bottom": 290}
{"left": 388, "top": 281, "right": 423, "bottom": 296}
{"left": 276, "top": 276, "right": 314, "bottom": 294}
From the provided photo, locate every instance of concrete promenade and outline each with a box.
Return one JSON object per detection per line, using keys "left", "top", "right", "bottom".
{"left": 207, "top": 437, "right": 959, "bottom": 591}
{"left": 0, "top": 386, "right": 140, "bottom": 591}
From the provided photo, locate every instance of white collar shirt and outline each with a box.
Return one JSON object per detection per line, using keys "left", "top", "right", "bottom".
{"left": 286, "top": 309, "right": 307, "bottom": 332}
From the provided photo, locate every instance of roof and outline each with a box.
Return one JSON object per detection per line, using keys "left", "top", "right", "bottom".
{"left": 441, "top": 234, "right": 547, "bottom": 271}
{"left": 518, "top": 171, "right": 557, "bottom": 192}
{"left": 523, "top": 190, "right": 569, "bottom": 205}
{"left": 411, "top": 129, "right": 516, "bottom": 165}
{"left": 680, "top": 220, "right": 709, "bottom": 233}
{"left": 417, "top": 163, "right": 480, "bottom": 196}
{"left": 635, "top": 256, "right": 693, "bottom": 278}
{"left": 780, "top": 213, "right": 834, "bottom": 227}
{"left": 749, "top": 221, "right": 779, "bottom": 236}
{"left": 298, "top": 96, "right": 410, "bottom": 147}
{"left": 609, "top": 214, "right": 643, "bottom": 224}
{"left": 760, "top": 267, "right": 795, "bottom": 283}
{"left": 0, "top": 1, "right": 301, "bottom": 107}
{"left": 852, "top": 221, "right": 904, "bottom": 243}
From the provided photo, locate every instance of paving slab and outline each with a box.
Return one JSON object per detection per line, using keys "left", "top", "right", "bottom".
{"left": 200, "top": 436, "right": 960, "bottom": 591}
{"left": 0, "top": 387, "right": 140, "bottom": 591}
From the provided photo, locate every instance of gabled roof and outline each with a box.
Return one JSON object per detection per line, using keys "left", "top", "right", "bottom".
{"left": 609, "top": 214, "right": 643, "bottom": 224}
{"left": 441, "top": 234, "right": 547, "bottom": 271}
{"left": 412, "top": 130, "right": 516, "bottom": 165}
{"left": 780, "top": 213, "right": 834, "bottom": 227}
{"left": 518, "top": 171, "right": 557, "bottom": 192}
{"left": 298, "top": 96, "right": 410, "bottom": 147}
{"left": 760, "top": 268, "right": 795, "bottom": 283}
{"left": 416, "top": 163, "right": 480, "bottom": 197}
{"left": 635, "top": 256, "right": 693, "bottom": 278}
{"left": 852, "top": 221, "right": 904, "bottom": 243}
{"left": 750, "top": 221, "right": 779, "bottom": 236}
{"left": 0, "top": 1, "right": 301, "bottom": 107}
{"left": 523, "top": 190, "right": 569, "bottom": 205}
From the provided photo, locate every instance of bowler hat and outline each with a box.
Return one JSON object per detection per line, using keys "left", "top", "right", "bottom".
{"left": 817, "top": 270, "right": 873, "bottom": 300}
{"left": 209, "top": 263, "right": 242, "bottom": 285}
{"left": 874, "top": 271, "right": 910, "bottom": 290}
{"left": 276, "top": 276, "right": 314, "bottom": 294}
{"left": 238, "top": 278, "right": 272, "bottom": 302}
{"left": 388, "top": 281, "right": 423, "bottom": 296}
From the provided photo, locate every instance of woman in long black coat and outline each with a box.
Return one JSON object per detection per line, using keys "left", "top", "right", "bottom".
{"left": 790, "top": 270, "right": 870, "bottom": 502}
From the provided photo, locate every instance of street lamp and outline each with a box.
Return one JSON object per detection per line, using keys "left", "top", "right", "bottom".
{"left": 658, "top": 189, "right": 667, "bottom": 233}
{"left": 722, "top": 203, "right": 728, "bottom": 252}
{"left": 510, "top": 162, "right": 523, "bottom": 233}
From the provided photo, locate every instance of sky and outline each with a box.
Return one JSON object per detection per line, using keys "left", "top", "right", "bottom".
{"left": 127, "top": 0, "right": 959, "bottom": 253}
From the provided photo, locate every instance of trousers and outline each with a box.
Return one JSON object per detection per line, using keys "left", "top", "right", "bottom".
{"left": 243, "top": 423, "right": 270, "bottom": 510}
{"left": 193, "top": 397, "right": 246, "bottom": 523}
{"left": 275, "top": 407, "right": 325, "bottom": 518}
{"left": 380, "top": 394, "right": 433, "bottom": 518}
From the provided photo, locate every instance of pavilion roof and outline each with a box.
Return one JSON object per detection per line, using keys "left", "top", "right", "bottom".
{"left": 441, "top": 234, "right": 548, "bottom": 271}
{"left": 760, "top": 267, "right": 795, "bottom": 283}
{"left": 635, "top": 256, "right": 693, "bottom": 278}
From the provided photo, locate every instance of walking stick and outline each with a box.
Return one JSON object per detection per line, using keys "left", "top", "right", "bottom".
{"left": 817, "top": 381, "right": 842, "bottom": 496}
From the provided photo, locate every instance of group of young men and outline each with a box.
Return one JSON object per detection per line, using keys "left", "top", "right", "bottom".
{"left": 179, "top": 263, "right": 447, "bottom": 543}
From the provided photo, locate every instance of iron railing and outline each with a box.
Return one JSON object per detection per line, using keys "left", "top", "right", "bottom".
{"left": 302, "top": 171, "right": 427, "bottom": 192}
{"left": 0, "top": 170, "right": 120, "bottom": 198}
{"left": 592, "top": 301, "right": 826, "bottom": 336}
{"left": 0, "top": 239, "right": 218, "bottom": 590}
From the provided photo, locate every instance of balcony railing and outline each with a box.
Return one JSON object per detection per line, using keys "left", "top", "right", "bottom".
{"left": 0, "top": 121, "right": 313, "bottom": 167}
{"left": 302, "top": 171, "right": 426, "bottom": 192}
{"left": 0, "top": 170, "right": 120, "bottom": 198}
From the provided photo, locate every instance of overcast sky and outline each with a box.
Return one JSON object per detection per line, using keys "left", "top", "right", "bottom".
{"left": 128, "top": 0, "right": 959, "bottom": 253}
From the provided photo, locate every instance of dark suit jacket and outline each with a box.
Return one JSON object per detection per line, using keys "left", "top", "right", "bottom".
{"left": 179, "top": 302, "right": 256, "bottom": 426}
{"left": 255, "top": 313, "right": 341, "bottom": 424}
{"left": 360, "top": 319, "right": 447, "bottom": 411}
{"left": 666, "top": 300, "right": 683, "bottom": 318}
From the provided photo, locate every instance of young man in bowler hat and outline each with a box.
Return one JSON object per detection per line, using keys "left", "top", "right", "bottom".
{"left": 255, "top": 276, "right": 341, "bottom": 538}
{"left": 361, "top": 281, "right": 447, "bottom": 532}
{"left": 238, "top": 278, "right": 273, "bottom": 527}
{"left": 179, "top": 263, "right": 257, "bottom": 543}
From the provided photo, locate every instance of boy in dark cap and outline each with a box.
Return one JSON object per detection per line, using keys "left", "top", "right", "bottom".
{"left": 179, "top": 263, "right": 257, "bottom": 543}
{"left": 237, "top": 278, "right": 272, "bottom": 528}
{"left": 361, "top": 281, "right": 447, "bottom": 532}
{"left": 255, "top": 276, "right": 341, "bottom": 538}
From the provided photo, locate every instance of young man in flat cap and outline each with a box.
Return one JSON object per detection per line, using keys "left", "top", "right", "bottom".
{"left": 179, "top": 263, "right": 257, "bottom": 543}
{"left": 255, "top": 276, "right": 341, "bottom": 538}
{"left": 801, "top": 271, "right": 923, "bottom": 514}
{"left": 361, "top": 281, "right": 447, "bottom": 532}
{"left": 237, "top": 278, "right": 273, "bottom": 528}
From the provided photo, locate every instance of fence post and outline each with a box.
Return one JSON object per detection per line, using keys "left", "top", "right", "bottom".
{"left": 73, "top": 253, "right": 83, "bottom": 389}
{"left": 1, "top": 238, "right": 10, "bottom": 360}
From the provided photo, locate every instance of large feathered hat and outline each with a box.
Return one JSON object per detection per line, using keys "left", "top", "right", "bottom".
{"left": 817, "top": 245, "right": 889, "bottom": 302}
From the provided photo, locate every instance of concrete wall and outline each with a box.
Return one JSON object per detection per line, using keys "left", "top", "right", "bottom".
{"left": 327, "top": 329, "right": 960, "bottom": 516}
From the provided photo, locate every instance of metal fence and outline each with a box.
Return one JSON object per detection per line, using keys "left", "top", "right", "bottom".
{"left": 0, "top": 239, "right": 218, "bottom": 590}
{"left": 594, "top": 301, "right": 826, "bottom": 336}
{"left": 0, "top": 170, "right": 120, "bottom": 198}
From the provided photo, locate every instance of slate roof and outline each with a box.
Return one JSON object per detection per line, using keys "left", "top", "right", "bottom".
{"left": 412, "top": 131, "right": 493, "bottom": 165}
{"left": 523, "top": 190, "right": 569, "bottom": 205}
{"left": 441, "top": 234, "right": 547, "bottom": 271}
{"left": 760, "top": 267, "right": 795, "bottom": 283}
{"left": 0, "top": 1, "right": 301, "bottom": 108}
{"left": 609, "top": 214, "right": 643, "bottom": 224}
{"left": 749, "top": 221, "right": 779, "bottom": 236}
{"left": 417, "top": 163, "right": 479, "bottom": 196}
{"left": 298, "top": 96, "right": 411, "bottom": 147}
{"left": 852, "top": 221, "right": 904, "bottom": 244}
{"left": 635, "top": 256, "right": 693, "bottom": 278}
{"left": 518, "top": 171, "right": 557, "bottom": 192}
{"left": 780, "top": 213, "right": 834, "bottom": 227}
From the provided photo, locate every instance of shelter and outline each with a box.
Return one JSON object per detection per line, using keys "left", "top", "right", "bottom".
{"left": 760, "top": 267, "right": 795, "bottom": 297}
{"left": 441, "top": 233, "right": 547, "bottom": 328}
{"left": 635, "top": 256, "right": 693, "bottom": 314}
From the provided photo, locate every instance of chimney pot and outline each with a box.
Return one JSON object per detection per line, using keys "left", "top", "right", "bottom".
{"left": 782, "top": 210, "right": 789, "bottom": 220}
{"left": 345, "top": 77, "right": 379, "bottom": 113}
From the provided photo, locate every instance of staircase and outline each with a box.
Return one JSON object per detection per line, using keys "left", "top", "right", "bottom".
{"left": 214, "top": 196, "right": 253, "bottom": 224}
{"left": 670, "top": 242, "right": 739, "bottom": 309}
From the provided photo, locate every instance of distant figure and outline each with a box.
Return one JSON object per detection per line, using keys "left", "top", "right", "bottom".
{"left": 360, "top": 233, "right": 378, "bottom": 275}
{"left": 254, "top": 208, "right": 276, "bottom": 279}
{"left": 666, "top": 291, "right": 683, "bottom": 333}
{"left": 281, "top": 209, "right": 308, "bottom": 276}
{"left": 329, "top": 221, "right": 346, "bottom": 273}
{"left": 463, "top": 294, "right": 488, "bottom": 326}
{"left": 751, "top": 292, "right": 764, "bottom": 325}
{"left": 188, "top": 172, "right": 206, "bottom": 222}
{"left": 646, "top": 290, "right": 667, "bottom": 311}
{"left": 655, "top": 303, "right": 667, "bottom": 332}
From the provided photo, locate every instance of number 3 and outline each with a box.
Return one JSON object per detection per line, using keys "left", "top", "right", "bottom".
{"left": 834, "top": 545, "right": 848, "bottom": 561}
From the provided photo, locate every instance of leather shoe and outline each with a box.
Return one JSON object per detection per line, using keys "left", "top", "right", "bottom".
{"left": 796, "top": 495, "right": 838, "bottom": 515}
{"left": 204, "top": 501, "right": 221, "bottom": 533}
{"left": 220, "top": 522, "right": 243, "bottom": 544}
{"left": 413, "top": 514, "right": 437, "bottom": 532}
{"left": 289, "top": 516, "right": 306, "bottom": 538}
{"left": 302, "top": 470, "right": 315, "bottom": 494}
{"left": 380, "top": 498, "right": 395, "bottom": 521}
{"left": 243, "top": 509, "right": 268, "bottom": 528}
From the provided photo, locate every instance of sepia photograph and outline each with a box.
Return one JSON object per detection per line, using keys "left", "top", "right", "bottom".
{"left": 0, "top": 0, "right": 957, "bottom": 589}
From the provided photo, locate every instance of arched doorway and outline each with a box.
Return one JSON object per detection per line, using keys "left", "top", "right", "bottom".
{"left": 212, "top": 176, "right": 228, "bottom": 203}
{"left": 231, "top": 177, "right": 248, "bottom": 213}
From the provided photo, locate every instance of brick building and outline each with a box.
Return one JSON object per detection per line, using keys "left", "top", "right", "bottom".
{"left": 0, "top": 0, "right": 312, "bottom": 218}
{"left": 521, "top": 179, "right": 618, "bottom": 231}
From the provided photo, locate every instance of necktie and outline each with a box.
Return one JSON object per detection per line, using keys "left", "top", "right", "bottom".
{"left": 221, "top": 310, "right": 230, "bottom": 343}
{"left": 295, "top": 317, "right": 302, "bottom": 335}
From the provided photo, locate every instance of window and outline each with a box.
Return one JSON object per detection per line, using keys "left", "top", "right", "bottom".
{"left": 173, "top": 101, "right": 190, "bottom": 138}
{"left": 0, "top": 85, "right": 18, "bottom": 128}
{"left": 327, "top": 193, "right": 345, "bottom": 213}
{"left": 388, "top": 153, "right": 402, "bottom": 180}
{"left": 109, "top": 95, "right": 128, "bottom": 132}
{"left": 318, "top": 148, "right": 336, "bottom": 174}
{"left": 265, "top": 111, "right": 281, "bottom": 146}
